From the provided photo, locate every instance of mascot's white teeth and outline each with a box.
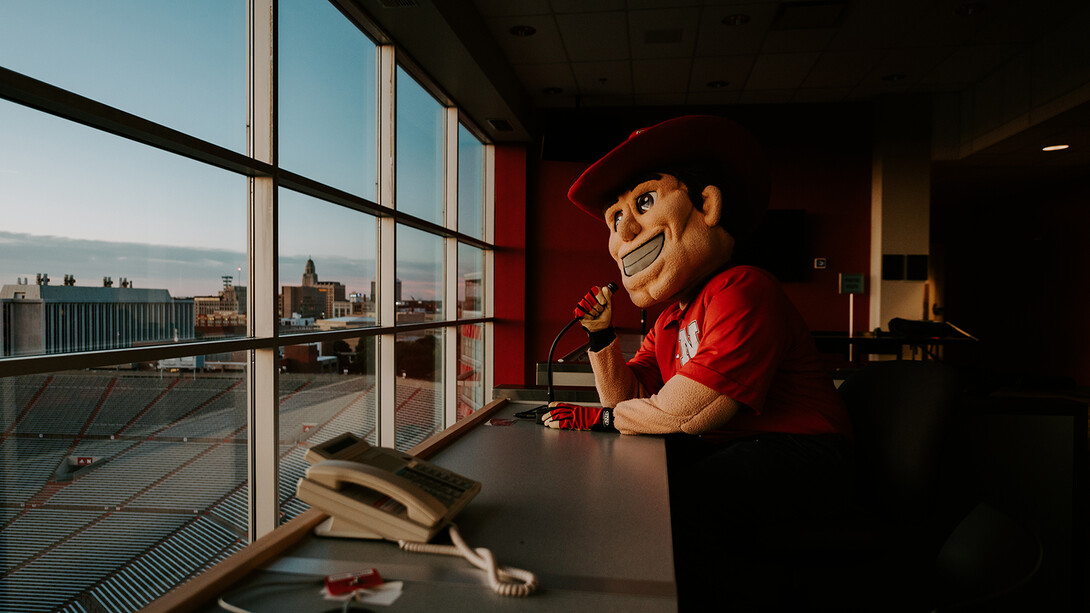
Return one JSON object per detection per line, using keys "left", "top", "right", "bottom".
{"left": 622, "top": 233, "right": 665, "bottom": 277}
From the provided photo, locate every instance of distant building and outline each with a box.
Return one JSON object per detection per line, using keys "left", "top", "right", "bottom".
{"left": 281, "top": 259, "right": 345, "bottom": 319}
{"left": 370, "top": 278, "right": 402, "bottom": 306}
{"left": 0, "top": 281, "right": 194, "bottom": 356}
{"left": 194, "top": 276, "right": 247, "bottom": 337}
{"left": 195, "top": 276, "right": 247, "bottom": 318}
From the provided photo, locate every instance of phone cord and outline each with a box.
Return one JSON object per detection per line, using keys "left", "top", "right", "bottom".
{"left": 398, "top": 525, "right": 538, "bottom": 597}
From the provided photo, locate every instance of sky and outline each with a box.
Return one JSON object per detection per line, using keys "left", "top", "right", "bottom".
{"left": 0, "top": 0, "right": 481, "bottom": 302}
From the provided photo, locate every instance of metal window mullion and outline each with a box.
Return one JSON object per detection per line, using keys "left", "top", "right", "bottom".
{"left": 483, "top": 144, "right": 495, "bottom": 402}
{"left": 247, "top": 0, "right": 279, "bottom": 541}
{"left": 443, "top": 107, "right": 458, "bottom": 427}
{"left": 378, "top": 44, "right": 397, "bottom": 449}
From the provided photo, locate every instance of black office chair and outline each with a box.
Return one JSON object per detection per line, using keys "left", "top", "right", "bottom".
{"left": 772, "top": 360, "right": 1043, "bottom": 611}
{"left": 930, "top": 501, "right": 1043, "bottom": 612}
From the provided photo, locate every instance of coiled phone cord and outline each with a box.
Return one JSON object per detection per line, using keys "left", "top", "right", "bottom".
{"left": 398, "top": 524, "right": 538, "bottom": 597}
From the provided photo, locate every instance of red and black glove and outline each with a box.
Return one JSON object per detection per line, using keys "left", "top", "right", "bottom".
{"left": 573, "top": 286, "right": 616, "bottom": 351}
{"left": 541, "top": 402, "right": 617, "bottom": 432}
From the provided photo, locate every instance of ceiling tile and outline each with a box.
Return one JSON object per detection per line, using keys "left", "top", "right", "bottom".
{"left": 632, "top": 58, "right": 693, "bottom": 94}
{"left": 550, "top": 0, "right": 625, "bottom": 13}
{"left": 635, "top": 92, "right": 690, "bottom": 105}
{"left": 579, "top": 93, "right": 637, "bottom": 106}
{"left": 802, "top": 50, "right": 882, "bottom": 89}
{"left": 485, "top": 16, "right": 568, "bottom": 64}
{"left": 744, "top": 52, "right": 820, "bottom": 90}
{"left": 695, "top": 4, "right": 778, "bottom": 56}
{"left": 861, "top": 46, "right": 952, "bottom": 87}
{"left": 516, "top": 62, "right": 578, "bottom": 95}
{"left": 628, "top": 7, "right": 700, "bottom": 60}
{"left": 826, "top": 0, "right": 923, "bottom": 51}
{"left": 923, "top": 44, "right": 1017, "bottom": 86}
{"left": 761, "top": 27, "right": 836, "bottom": 54}
{"left": 689, "top": 55, "right": 755, "bottom": 91}
{"left": 570, "top": 60, "right": 633, "bottom": 96}
{"left": 471, "top": 0, "right": 553, "bottom": 17}
{"left": 790, "top": 87, "right": 852, "bottom": 103}
{"left": 628, "top": 0, "right": 700, "bottom": 8}
{"left": 555, "top": 11, "right": 629, "bottom": 61}
{"left": 738, "top": 89, "right": 796, "bottom": 104}
{"left": 685, "top": 89, "right": 742, "bottom": 106}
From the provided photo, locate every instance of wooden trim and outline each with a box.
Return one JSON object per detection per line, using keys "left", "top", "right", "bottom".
{"left": 408, "top": 397, "right": 507, "bottom": 460}
{"left": 140, "top": 398, "right": 508, "bottom": 612}
{"left": 139, "top": 509, "right": 326, "bottom": 613}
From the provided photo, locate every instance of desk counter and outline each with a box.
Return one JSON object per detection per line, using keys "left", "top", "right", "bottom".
{"left": 179, "top": 400, "right": 676, "bottom": 612}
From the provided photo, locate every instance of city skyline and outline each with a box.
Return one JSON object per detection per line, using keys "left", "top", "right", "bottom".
{"left": 0, "top": 229, "right": 472, "bottom": 304}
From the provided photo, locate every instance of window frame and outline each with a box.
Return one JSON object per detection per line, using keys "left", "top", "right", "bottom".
{"left": 0, "top": 0, "right": 495, "bottom": 547}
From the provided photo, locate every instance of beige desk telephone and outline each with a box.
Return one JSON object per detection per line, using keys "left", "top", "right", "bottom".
{"left": 296, "top": 432, "right": 481, "bottom": 543}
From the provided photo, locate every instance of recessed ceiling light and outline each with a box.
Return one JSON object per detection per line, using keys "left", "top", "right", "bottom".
{"left": 1042, "top": 144, "right": 1069, "bottom": 151}
{"left": 882, "top": 73, "right": 907, "bottom": 82}
{"left": 509, "top": 25, "right": 536, "bottom": 37}
{"left": 706, "top": 80, "right": 730, "bottom": 89}
{"left": 722, "top": 14, "right": 751, "bottom": 26}
{"left": 542, "top": 87, "right": 563, "bottom": 95}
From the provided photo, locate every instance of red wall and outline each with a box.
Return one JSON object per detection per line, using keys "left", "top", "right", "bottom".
{"left": 772, "top": 147, "right": 873, "bottom": 333}
{"left": 493, "top": 144, "right": 528, "bottom": 386}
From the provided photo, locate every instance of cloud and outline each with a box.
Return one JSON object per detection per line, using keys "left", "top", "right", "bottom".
{"left": 0, "top": 231, "right": 245, "bottom": 297}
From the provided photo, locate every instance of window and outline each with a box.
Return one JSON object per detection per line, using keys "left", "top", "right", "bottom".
{"left": 0, "top": 1, "right": 247, "bottom": 153}
{"left": 279, "top": 0, "right": 378, "bottom": 200}
{"left": 396, "top": 67, "right": 445, "bottom": 225}
{"left": 0, "top": 1, "right": 494, "bottom": 609}
{"left": 458, "top": 123, "right": 486, "bottom": 240}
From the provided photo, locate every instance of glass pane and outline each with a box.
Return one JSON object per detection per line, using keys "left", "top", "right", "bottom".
{"left": 0, "top": 1, "right": 247, "bottom": 153}
{"left": 0, "top": 365, "right": 247, "bottom": 611}
{"left": 395, "top": 330, "right": 444, "bottom": 451}
{"left": 396, "top": 226, "right": 444, "bottom": 322}
{"left": 277, "top": 337, "right": 378, "bottom": 524}
{"left": 458, "top": 243, "right": 484, "bottom": 319}
{"left": 279, "top": 189, "right": 378, "bottom": 334}
{"left": 279, "top": 0, "right": 378, "bottom": 200}
{"left": 396, "top": 67, "right": 444, "bottom": 224}
{"left": 457, "top": 323, "right": 486, "bottom": 420}
{"left": 458, "top": 124, "right": 485, "bottom": 239}
{"left": 0, "top": 101, "right": 247, "bottom": 359}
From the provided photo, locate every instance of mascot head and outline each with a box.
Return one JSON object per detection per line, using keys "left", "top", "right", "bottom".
{"left": 568, "top": 115, "right": 770, "bottom": 308}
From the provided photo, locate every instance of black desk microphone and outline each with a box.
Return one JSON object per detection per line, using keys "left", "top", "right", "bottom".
{"left": 515, "top": 282, "right": 618, "bottom": 421}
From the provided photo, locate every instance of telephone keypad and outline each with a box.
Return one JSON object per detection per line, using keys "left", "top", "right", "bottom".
{"left": 398, "top": 464, "right": 475, "bottom": 508}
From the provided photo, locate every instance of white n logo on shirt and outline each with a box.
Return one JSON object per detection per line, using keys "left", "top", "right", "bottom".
{"left": 678, "top": 321, "right": 700, "bottom": 365}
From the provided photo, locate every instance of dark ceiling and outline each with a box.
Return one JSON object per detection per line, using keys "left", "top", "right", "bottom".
{"left": 359, "top": 0, "right": 1090, "bottom": 190}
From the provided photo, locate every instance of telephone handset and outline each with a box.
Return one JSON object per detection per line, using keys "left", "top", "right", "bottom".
{"left": 296, "top": 433, "right": 481, "bottom": 543}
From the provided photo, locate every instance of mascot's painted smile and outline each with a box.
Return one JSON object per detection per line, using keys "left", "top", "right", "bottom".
{"left": 622, "top": 233, "right": 665, "bottom": 277}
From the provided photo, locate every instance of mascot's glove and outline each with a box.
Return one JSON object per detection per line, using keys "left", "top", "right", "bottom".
{"left": 573, "top": 285, "right": 613, "bottom": 333}
{"left": 541, "top": 402, "right": 618, "bottom": 432}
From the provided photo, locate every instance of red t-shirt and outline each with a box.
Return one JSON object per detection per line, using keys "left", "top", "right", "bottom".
{"left": 627, "top": 266, "right": 851, "bottom": 441}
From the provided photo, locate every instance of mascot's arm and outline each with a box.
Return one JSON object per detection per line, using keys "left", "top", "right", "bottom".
{"left": 587, "top": 337, "right": 647, "bottom": 407}
{"left": 613, "top": 375, "right": 740, "bottom": 435}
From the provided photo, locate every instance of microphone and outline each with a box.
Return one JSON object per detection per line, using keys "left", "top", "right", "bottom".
{"left": 515, "top": 283, "right": 617, "bottom": 421}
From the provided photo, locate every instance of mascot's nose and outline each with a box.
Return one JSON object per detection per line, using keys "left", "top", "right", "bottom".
{"left": 619, "top": 214, "right": 642, "bottom": 241}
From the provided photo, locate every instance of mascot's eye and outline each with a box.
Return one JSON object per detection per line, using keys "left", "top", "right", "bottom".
{"left": 635, "top": 192, "right": 655, "bottom": 213}
{"left": 612, "top": 211, "right": 623, "bottom": 232}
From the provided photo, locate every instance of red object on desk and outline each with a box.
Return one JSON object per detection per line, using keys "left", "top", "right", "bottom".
{"left": 325, "top": 568, "right": 384, "bottom": 596}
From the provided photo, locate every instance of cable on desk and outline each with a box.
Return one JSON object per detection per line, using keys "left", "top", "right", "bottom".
{"left": 398, "top": 524, "right": 538, "bottom": 597}
{"left": 216, "top": 577, "right": 323, "bottom": 613}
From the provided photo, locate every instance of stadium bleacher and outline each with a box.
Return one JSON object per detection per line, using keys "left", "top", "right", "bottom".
{"left": 0, "top": 368, "right": 430, "bottom": 611}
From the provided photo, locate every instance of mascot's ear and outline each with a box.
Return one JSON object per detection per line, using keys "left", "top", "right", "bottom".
{"left": 699, "top": 185, "right": 723, "bottom": 228}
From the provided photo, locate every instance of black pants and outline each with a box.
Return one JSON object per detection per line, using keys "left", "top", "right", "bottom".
{"left": 666, "top": 432, "right": 855, "bottom": 611}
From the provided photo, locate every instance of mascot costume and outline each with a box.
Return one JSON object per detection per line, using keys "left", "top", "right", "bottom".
{"left": 541, "top": 115, "right": 854, "bottom": 607}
